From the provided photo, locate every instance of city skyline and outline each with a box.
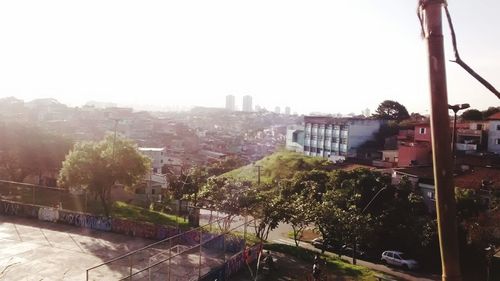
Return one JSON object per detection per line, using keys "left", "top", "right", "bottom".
{"left": 0, "top": 1, "right": 499, "bottom": 115}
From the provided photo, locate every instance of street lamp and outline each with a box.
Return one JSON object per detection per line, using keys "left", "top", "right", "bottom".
{"left": 448, "top": 103, "right": 470, "bottom": 156}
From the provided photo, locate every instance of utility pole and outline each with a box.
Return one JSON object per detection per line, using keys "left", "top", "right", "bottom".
{"left": 111, "top": 118, "right": 120, "bottom": 160}
{"left": 421, "top": 1, "right": 462, "bottom": 280}
{"left": 255, "top": 164, "right": 262, "bottom": 185}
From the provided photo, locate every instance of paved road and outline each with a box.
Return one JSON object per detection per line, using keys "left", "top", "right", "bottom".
{"left": 270, "top": 236, "right": 441, "bottom": 281}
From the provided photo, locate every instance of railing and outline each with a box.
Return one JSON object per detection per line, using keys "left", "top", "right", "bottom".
{"left": 455, "top": 143, "right": 477, "bottom": 151}
{"left": 0, "top": 179, "right": 90, "bottom": 212}
{"left": 86, "top": 214, "right": 255, "bottom": 281}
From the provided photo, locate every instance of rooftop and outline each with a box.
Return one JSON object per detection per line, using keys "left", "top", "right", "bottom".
{"left": 487, "top": 112, "right": 500, "bottom": 120}
{"left": 393, "top": 166, "right": 434, "bottom": 180}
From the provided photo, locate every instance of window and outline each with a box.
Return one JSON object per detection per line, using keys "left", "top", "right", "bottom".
{"left": 497, "top": 124, "right": 500, "bottom": 130}
{"left": 332, "top": 137, "right": 338, "bottom": 143}
{"left": 497, "top": 139, "right": 500, "bottom": 145}
{"left": 476, "top": 124, "right": 483, "bottom": 130}
{"left": 427, "top": 191, "right": 435, "bottom": 201}
{"left": 419, "top": 127, "right": 426, "bottom": 134}
{"left": 151, "top": 189, "right": 155, "bottom": 195}
{"left": 340, "top": 138, "right": 347, "bottom": 144}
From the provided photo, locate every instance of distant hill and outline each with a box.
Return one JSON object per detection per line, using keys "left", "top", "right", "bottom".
{"left": 222, "top": 150, "right": 335, "bottom": 183}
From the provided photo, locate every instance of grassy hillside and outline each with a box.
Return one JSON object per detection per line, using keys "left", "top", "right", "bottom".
{"left": 222, "top": 150, "right": 334, "bottom": 184}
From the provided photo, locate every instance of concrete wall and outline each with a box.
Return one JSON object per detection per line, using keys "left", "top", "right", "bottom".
{"left": 488, "top": 120, "right": 500, "bottom": 154}
{"left": 398, "top": 143, "right": 432, "bottom": 167}
{"left": 414, "top": 125, "right": 431, "bottom": 142}
{"left": 285, "top": 125, "right": 304, "bottom": 152}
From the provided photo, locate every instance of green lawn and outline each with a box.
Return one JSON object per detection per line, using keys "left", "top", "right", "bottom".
{"left": 111, "top": 201, "right": 189, "bottom": 228}
{"left": 222, "top": 150, "right": 334, "bottom": 184}
{"left": 264, "top": 243, "right": 377, "bottom": 281}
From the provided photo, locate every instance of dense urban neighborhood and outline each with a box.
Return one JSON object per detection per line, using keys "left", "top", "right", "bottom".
{"left": 0, "top": 96, "right": 499, "bottom": 280}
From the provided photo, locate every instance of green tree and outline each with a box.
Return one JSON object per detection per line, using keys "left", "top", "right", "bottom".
{"left": 247, "top": 184, "right": 282, "bottom": 240}
{"left": 58, "top": 135, "right": 150, "bottom": 216}
{"left": 198, "top": 177, "right": 256, "bottom": 231}
{"left": 206, "top": 156, "right": 248, "bottom": 176}
{"left": 460, "top": 109, "right": 483, "bottom": 121}
{"left": 482, "top": 106, "right": 500, "bottom": 119}
{"left": 0, "top": 122, "right": 72, "bottom": 182}
{"left": 373, "top": 100, "right": 410, "bottom": 121}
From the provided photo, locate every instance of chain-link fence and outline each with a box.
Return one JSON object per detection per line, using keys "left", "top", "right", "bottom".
{"left": 86, "top": 215, "right": 254, "bottom": 281}
{"left": 0, "top": 179, "right": 91, "bottom": 211}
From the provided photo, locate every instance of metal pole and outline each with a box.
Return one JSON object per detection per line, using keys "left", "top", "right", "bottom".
{"left": 168, "top": 239, "right": 172, "bottom": 281}
{"left": 129, "top": 255, "right": 133, "bottom": 280}
{"left": 422, "top": 1, "right": 462, "bottom": 280}
{"left": 223, "top": 233, "right": 226, "bottom": 262}
{"left": 244, "top": 216, "right": 248, "bottom": 248}
{"left": 198, "top": 228, "right": 202, "bottom": 279}
{"left": 255, "top": 165, "right": 261, "bottom": 185}
{"left": 32, "top": 186, "right": 35, "bottom": 204}
{"left": 452, "top": 111, "right": 457, "bottom": 156}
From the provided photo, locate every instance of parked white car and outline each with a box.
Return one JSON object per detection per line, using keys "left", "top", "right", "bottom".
{"left": 381, "top": 251, "right": 419, "bottom": 270}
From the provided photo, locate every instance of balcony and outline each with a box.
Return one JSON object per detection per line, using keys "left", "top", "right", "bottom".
{"left": 457, "top": 129, "right": 482, "bottom": 136}
{"left": 455, "top": 143, "right": 477, "bottom": 151}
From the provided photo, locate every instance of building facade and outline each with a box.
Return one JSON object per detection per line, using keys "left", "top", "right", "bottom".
{"left": 488, "top": 113, "right": 500, "bottom": 154}
{"left": 242, "top": 95, "right": 253, "bottom": 112}
{"left": 285, "top": 125, "right": 305, "bottom": 152}
{"left": 292, "top": 116, "right": 384, "bottom": 161}
{"left": 138, "top": 147, "right": 166, "bottom": 173}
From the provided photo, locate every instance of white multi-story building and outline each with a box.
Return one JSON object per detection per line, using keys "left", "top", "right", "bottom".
{"left": 300, "top": 116, "right": 384, "bottom": 161}
{"left": 242, "top": 95, "right": 253, "bottom": 112}
{"left": 138, "top": 147, "right": 166, "bottom": 173}
{"left": 487, "top": 112, "right": 500, "bottom": 154}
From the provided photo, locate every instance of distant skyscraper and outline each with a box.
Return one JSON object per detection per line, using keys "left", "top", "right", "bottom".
{"left": 225, "top": 95, "right": 235, "bottom": 111}
{"left": 285, "top": 106, "right": 291, "bottom": 115}
{"left": 242, "top": 95, "right": 253, "bottom": 112}
{"left": 274, "top": 106, "right": 281, "bottom": 114}
{"left": 255, "top": 105, "right": 261, "bottom": 112}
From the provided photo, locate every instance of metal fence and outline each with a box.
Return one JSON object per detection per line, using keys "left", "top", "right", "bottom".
{"left": 86, "top": 215, "right": 254, "bottom": 281}
{"left": 0, "top": 179, "right": 90, "bottom": 211}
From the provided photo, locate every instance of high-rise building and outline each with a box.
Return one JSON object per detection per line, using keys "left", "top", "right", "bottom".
{"left": 274, "top": 106, "right": 281, "bottom": 114}
{"left": 285, "top": 106, "right": 291, "bottom": 115}
{"left": 225, "top": 95, "right": 235, "bottom": 111}
{"left": 242, "top": 95, "right": 253, "bottom": 112}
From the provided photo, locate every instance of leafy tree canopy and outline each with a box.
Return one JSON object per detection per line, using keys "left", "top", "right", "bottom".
{"left": 0, "top": 122, "right": 72, "bottom": 182}
{"left": 460, "top": 109, "right": 483, "bottom": 121}
{"left": 373, "top": 100, "right": 410, "bottom": 121}
{"left": 58, "top": 135, "right": 150, "bottom": 215}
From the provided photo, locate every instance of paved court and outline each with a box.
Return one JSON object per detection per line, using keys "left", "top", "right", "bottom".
{"left": 0, "top": 215, "right": 153, "bottom": 281}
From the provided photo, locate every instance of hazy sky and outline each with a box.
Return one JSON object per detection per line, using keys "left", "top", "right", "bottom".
{"left": 0, "top": 1, "right": 499, "bottom": 114}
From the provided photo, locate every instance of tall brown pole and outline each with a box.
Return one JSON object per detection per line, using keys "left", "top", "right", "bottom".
{"left": 422, "top": 1, "right": 462, "bottom": 280}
